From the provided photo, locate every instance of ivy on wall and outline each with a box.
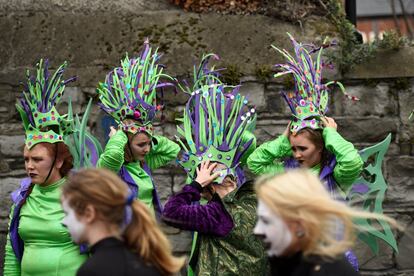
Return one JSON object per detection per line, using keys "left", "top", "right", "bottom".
{"left": 169, "top": 0, "right": 261, "bottom": 13}
{"left": 170, "top": 0, "right": 412, "bottom": 73}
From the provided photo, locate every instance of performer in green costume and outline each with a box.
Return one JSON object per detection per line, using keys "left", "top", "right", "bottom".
{"left": 3, "top": 59, "right": 90, "bottom": 276}
{"left": 96, "top": 40, "right": 179, "bottom": 215}
{"left": 248, "top": 33, "right": 398, "bottom": 270}
{"left": 247, "top": 34, "right": 363, "bottom": 196}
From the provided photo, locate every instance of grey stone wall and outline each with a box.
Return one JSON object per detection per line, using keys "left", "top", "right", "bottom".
{"left": 1, "top": 1, "right": 414, "bottom": 275}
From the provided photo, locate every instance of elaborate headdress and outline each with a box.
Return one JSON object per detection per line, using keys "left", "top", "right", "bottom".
{"left": 64, "top": 99, "right": 103, "bottom": 169}
{"left": 176, "top": 54, "right": 256, "bottom": 185}
{"left": 96, "top": 40, "right": 174, "bottom": 136}
{"left": 16, "top": 59, "right": 75, "bottom": 149}
{"left": 273, "top": 33, "right": 358, "bottom": 135}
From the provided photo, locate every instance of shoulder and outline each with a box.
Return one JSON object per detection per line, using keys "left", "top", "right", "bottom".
{"left": 235, "top": 181, "right": 257, "bottom": 200}
{"left": 316, "top": 256, "right": 359, "bottom": 276}
{"left": 10, "top": 177, "right": 32, "bottom": 205}
{"left": 125, "top": 251, "right": 162, "bottom": 276}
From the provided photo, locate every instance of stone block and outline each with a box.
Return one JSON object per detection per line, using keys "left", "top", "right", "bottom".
{"left": 238, "top": 82, "right": 266, "bottom": 111}
{"left": 398, "top": 89, "right": 414, "bottom": 145}
{"left": 152, "top": 173, "right": 172, "bottom": 205}
{"left": 173, "top": 175, "right": 188, "bottom": 194}
{"left": 264, "top": 86, "right": 291, "bottom": 116}
{"left": 0, "top": 135, "right": 25, "bottom": 157}
{"left": 396, "top": 220, "right": 414, "bottom": 269}
{"left": 0, "top": 233, "right": 6, "bottom": 272}
{"left": 345, "top": 48, "right": 414, "bottom": 79}
{"left": 332, "top": 83, "right": 398, "bottom": 117}
{"left": 0, "top": 123, "right": 25, "bottom": 136}
{"left": 385, "top": 156, "right": 414, "bottom": 207}
{"left": 0, "top": 177, "right": 21, "bottom": 218}
{"left": 254, "top": 119, "right": 289, "bottom": 145}
{"left": 335, "top": 117, "right": 398, "bottom": 144}
{"left": 59, "top": 86, "right": 86, "bottom": 115}
{"left": 354, "top": 240, "right": 394, "bottom": 270}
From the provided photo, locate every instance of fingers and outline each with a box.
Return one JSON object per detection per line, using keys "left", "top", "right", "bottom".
{"left": 210, "top": 171, "right": 221, "bottom": 181}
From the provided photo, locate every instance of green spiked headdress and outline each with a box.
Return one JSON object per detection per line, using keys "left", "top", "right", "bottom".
{"left": 273, "top": 33, "right": 359, "bottom": 135}
{"left": 96, "top": 40, "right": 175, "bottom": 136}
{"left": 176, "top": 54, "right": 256, "bottom": 185}
{"left": 16, "top": 59, "right": 75, "bottom": 149}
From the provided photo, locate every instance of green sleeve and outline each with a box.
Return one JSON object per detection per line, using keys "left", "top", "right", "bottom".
{"left": 145, "top": 135, "right": 180, "bottom": 170}
{"left": 323, "top": 127, "right": 363, "bottom": 192}
{"left": 97, "top": 130, "right": 128, "bottom": 173}
{"left": 239, "top": 131, "right": 257, "bottom": 166}
{"left": 247, "top": 134, "right": 292, "bottom": 175}
{"left": 3, "top": 205, "right": 21, "bottom": 276}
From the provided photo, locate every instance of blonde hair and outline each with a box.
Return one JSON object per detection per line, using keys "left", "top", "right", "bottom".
{"left": 63, "top": 168, "right": 184, "bottom": 275}
{"left": 255, "top": 169, "right": 398, "bottom": 259}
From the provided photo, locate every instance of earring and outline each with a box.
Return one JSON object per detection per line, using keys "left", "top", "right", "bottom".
{"left": 296, "top": 230, "right": 305, "bottom": 238}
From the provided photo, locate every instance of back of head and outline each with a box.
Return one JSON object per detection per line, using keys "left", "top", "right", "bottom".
{"left": 63, "top": 168, "right": 127, "bottom": 225}
{"left": 63, "top": 168, "right": 184, "bottom": 275}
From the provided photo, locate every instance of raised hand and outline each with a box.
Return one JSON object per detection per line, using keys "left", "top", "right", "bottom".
{"left": 321, "top": 116, "right": 337, "bottom": 130}
{"left": 195, "top": 160, "right": 220, "bottom": 187}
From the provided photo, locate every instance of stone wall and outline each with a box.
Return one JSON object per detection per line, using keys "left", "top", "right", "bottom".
{"left": 1, "top": 1, "right": 414, "bottom": 275}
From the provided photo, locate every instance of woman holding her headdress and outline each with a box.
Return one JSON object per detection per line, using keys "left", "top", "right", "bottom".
{"left": 61, "top": 168, "right": 184, "bottom": 276}
{"left": 247, "top": 34, "right": 363, "bottom": 199}
{"left": 3, "top": 60, "right": 87, "bottom": 275}
{"left": 96, "top": 40, "right": 180, "bottom": 215}
{"left": 247, "top": 35, "right": 364, "bottom": 270}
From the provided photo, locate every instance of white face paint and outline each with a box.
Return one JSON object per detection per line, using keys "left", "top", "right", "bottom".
{"left": 61, "top": 198, "right": 86, "bottom": 244}
{"left": 254, "top": 200, "right": 293, "bottom": 257}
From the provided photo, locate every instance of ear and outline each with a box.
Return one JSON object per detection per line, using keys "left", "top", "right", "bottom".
{"left": 82, "top": 204, "right": 97, "bottom": 224}
{"left": 287, "top": 220, "right": 305, "bottom": 236}
{"left": 55, "top": 158, "right": 64, "bottom": 170}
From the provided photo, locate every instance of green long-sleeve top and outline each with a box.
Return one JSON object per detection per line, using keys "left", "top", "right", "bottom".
{"left": 247, "top": 128, "right": 363, "bottom": 193}
{"left": 97, "top": 131, "right": 180, "bottom": 210}
{"left": 3, "top": 178, "right": 87, "bottom": 276}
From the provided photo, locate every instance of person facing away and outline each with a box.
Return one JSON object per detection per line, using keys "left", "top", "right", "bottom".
{"left": 254, "top": 169, "right": 398, "bottom": 276}
{"left": 61, "top": 168, "right": 185, "bottom": 276}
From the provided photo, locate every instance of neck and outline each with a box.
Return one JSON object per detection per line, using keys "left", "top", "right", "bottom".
{"left": 38, "top": 173, "right": 63, "bottom": 186}
{"left": 87, "top": 221, "right": 121, "bottom": 247}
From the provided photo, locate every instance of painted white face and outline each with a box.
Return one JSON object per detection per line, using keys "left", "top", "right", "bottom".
{"left": 61, "top": 198, "right": 86, "bottom": 244}
{"left": 254, "top": 200, "right": 293, "bottom": 257}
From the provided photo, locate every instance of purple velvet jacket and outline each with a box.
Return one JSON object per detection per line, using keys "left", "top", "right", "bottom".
{"left": 162, "top": 181, "right": 234, "bottom": 236}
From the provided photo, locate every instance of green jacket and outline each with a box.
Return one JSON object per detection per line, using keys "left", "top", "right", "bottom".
{"left": 247, "top": 128, "right": 363, "bottom": 193}
{"left": 194, "top": 182, "right": 269, "bottom": 276}
{"left": 97, "top": 131, "right": 180, "bottom": 212}
{"left": 3, "top": 178, "right": 87, "bottom": 276}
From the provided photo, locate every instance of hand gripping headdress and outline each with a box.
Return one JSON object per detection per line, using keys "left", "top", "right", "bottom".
{"left": 96, "top": 40, "right": 175, "bottom": 136}
{"left": 273, "top": 33, "right": 358, "bottom": 135}
{"left": 176, "top": 54, "right": 256, "bottom": 185}
{"left": 16, "top": 59, "right": 75, "bottom": 149}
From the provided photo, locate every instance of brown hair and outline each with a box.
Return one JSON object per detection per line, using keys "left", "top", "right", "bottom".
{"left": 290, "top": 128, "right": 331, "bottom": 172}
{"left": 41, "top": 142, "right": 73, "bottom": 176}
{"left": 62, "top": 168, "right": 184, "bottom": 275}
{"left": 122, "top": 118, "right": 151, "bottom": 163}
